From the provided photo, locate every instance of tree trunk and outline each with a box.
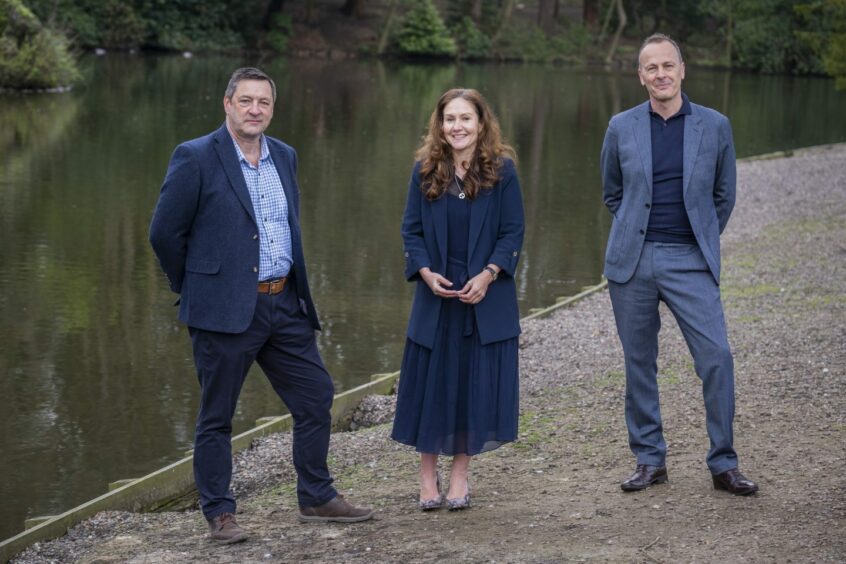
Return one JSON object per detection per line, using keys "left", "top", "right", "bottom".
{"left": 725, "top": 2, "right": 734, "bottom": 67}
{"left": 583, "top": 0, "right": 600, "bottom": 28}
{"left": 472, "top": 0, "right": 483, "bottom": 23}
{"left": 599, "top": 0, "right": 615, "bottom": 42}
{"left": 491, "top": 0, "right": 515, "bottom": 43}
{"left": 377, "top": 0, "right": 399, "bottom": 55}
{"left": 604, "top": 0, "right": 627, "bottom": 65}
{"left": 537, "top": 0, "right": 555, "bottom": 34}
{"left": 305, "top": 0, "right": 315, "bottom": 25}
{"left": 341, "top": 0, "right": 364, "bottom": 18}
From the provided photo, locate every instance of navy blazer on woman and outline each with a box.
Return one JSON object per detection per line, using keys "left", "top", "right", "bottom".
{"left": 149, "top": 124, "right": 320, "bottom": 334}
{"left": 402, "top": 158, "right": 525, "bottom": 349}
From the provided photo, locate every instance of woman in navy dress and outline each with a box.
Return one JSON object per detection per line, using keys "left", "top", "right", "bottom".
{"left": 391, "top": 89, "right": 524, "bottom": 511}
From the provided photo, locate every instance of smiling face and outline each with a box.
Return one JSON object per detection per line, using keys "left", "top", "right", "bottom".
{"left": 442, "top": 97, "right": 481, "bottom": 159}
{"left": 223, "top": 79, "right": 274, "bottom": 142}
{"left": 638, "top": 40, "right": 685, "bottom": 106}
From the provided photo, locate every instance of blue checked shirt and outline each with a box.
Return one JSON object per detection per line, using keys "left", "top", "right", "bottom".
{"left": 231, "top": 135, "right": 293, "bottom": 280}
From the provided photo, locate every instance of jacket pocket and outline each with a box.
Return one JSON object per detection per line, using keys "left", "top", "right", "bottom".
{"left": 605, "top": 218, "right": 627, "bottom": 265}
{"left": 185, "top": 257, "right": 220, "bottom": 274}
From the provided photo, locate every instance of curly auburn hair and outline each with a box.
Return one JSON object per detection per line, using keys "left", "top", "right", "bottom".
{"left": 415, "top": 88, "right": 517, "bottom": 201}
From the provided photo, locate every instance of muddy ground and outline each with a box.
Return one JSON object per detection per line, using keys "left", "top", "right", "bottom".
{"left": 15, "top": 144, "right": 845, "bottom": 562}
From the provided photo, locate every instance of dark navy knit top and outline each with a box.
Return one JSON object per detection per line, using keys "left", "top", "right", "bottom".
{"left": 646, "top": 93, "right": 696, "bottom": 244}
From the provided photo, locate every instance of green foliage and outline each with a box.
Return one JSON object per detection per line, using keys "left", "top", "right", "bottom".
{"left": 99, "top": 0, "right": 145, "bottom": 49}
{"left": 266, "top": 12, "right": 293, "bottom": 54}
{"left": 493, "top": 21, "right": 590, "bottom": 63}
{"left": 796, "top": 0, "right": 846, "bottom": 88}
{"left": 731, "top": 0, "right": 816, "bottom": 73}
{"left": 393, "top": 0, "right": 457, "bottom": 58}
{"left": 0, "top": 0, "right": 80, "bottom": 89}
{"left": 497, "top": 23, "right": 554, "bottom": 61}
{"left": 140, "top": 0, "right": 254, "bottom": 51}
{"left": 444, "top": 0, "right": 500, "bottom": 35}
{"left": 27, "top": 0, "right": 255, "bottom": 51}
{"left": 453, "top": 16, "right": 490, "bottom": 59}
{"left": 6, "top": 0, "right": 840, "bottom": 79}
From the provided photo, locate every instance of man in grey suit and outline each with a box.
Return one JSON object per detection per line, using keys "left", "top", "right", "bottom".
{"left": 600, "top": 34, "right": 758, "bottom": 495}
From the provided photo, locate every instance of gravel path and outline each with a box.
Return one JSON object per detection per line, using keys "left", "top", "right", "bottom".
{"left": 13, "top": 144, "right": 846, "bottom": 563}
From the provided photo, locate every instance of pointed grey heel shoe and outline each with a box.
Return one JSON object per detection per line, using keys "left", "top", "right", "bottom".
{"left": 446, "top": 478, "right": 471, "bottom": 511}
{"left": 446, "top": 493, "right": 470, "bottom": 511}
{"left": 418, "top": 475, "right": 443, "bottom": 511}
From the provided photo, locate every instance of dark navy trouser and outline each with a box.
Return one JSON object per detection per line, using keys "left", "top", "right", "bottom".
{"left": 609, "top": 241, "right": 738, "bottom": 475}
{"left": 189, "top": 283, "right": 336, "bottom": 520}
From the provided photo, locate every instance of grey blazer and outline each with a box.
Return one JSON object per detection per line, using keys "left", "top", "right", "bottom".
{"left": 600, "top": 100, "right": 736, "bottom": 284}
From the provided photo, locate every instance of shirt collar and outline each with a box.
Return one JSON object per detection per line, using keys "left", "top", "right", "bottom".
{"left": 649, "top": 92, "right": 692, "bottom": 120}
{"left": 230, "top": 134, "right": 270, "bottom": 165}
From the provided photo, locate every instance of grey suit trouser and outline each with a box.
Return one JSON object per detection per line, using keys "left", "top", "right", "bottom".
{"left": 608, "top": 241, "right": 738, "bottom": 474}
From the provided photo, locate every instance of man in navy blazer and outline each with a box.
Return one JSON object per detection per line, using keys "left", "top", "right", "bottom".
{"left": 150, "top": 68, "right": 372, "bottom": 544}
{"left": 600, "top": 35, "right": 758, "bottom": 495}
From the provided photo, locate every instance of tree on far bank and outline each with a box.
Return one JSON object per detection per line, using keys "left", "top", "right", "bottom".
{"left": 0, "top": 0, "right": 79, "bottom": 90}
{"left": 796, "top": 0, "right": 846, "bottom": 88}
{"left": 393, "top": 0, "right": 456, "bottom": 58}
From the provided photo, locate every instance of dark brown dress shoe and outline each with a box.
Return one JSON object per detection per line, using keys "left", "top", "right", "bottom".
{"left": 621, "top": 464, "right": 668, "bottom": 491}
{"left": 712, "top": 468, "right": 758, "bottom": 495}
{"left": 298, "top": 494, "right": 375, "bottom": 523}
{"left": 208, "top": 512, "right": 249, "bottom": 544}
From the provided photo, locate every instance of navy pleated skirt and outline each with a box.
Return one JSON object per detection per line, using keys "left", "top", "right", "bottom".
{"left": 392, "top": 193, "right": 519, "bottom": 456}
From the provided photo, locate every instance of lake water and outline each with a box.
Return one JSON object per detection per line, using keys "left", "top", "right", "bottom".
{"left": 2, "top": 54, "right": 845, "bottom": 539}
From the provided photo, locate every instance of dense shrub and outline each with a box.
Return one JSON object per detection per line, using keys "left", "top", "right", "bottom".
{"left": 0, "top": 0, "right": 79, "bottom": 89}
{"left": 493, "top": 21, "right": 590, "bottom": 63}
{"left": 796, "top": 0, "right": 846, "bottom": 88}
{"left": 732, "top": 3, "right": 809, "bottom": 73}
{"left": 27, "top": 0, "right": 253, "bottom": 51}
{"left": 393, "top": 0, "right": 457, "bottom": 58}
{"left": 266, "top": 12, "right": 293, "bottom": 54}
{"left": 454, "top": 16, "right": 491, "bottom": 59}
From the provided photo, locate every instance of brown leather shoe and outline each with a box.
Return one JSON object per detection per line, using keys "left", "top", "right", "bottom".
{"left": 621, "top": 464, "right": 668, "bottom": 491}
{"left": 298, "top": 494, "right": 375, "bottom": 523}
{"left": 712, "top": 468, "right": 758, "bottom": 495}
{"left": 207, "top": 512, "right": 249, "bottom": 544}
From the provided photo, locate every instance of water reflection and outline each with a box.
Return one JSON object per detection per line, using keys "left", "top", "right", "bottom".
{"left": 1, "top": 55, "right": 845, "bottom": 540}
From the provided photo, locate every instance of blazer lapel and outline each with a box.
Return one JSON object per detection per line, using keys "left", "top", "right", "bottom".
{"left": 632, "top": 103, "right": 653, "bottom": 198}
{"left": 683, "top": 110, "right": 704, "bottom": 197}
{"left": 467, "top": 190, "right": 492, "bottom": 260}
{"left": 213, "top": 125, "right": 257, "bottom": 226}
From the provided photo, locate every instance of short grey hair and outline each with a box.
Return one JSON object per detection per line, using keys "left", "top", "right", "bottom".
{"left": 637, "top": 34, "right": 683, "bottom": 67}
{"left": 225, "top": 67, "right": 277, "bottom": 101}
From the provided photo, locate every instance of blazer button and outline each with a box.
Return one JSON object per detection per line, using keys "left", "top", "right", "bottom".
{"left": 404, "top": 252, "right": 409, "bottom": 257}
{"left": 512, "top": 251, "right": 518, "bottom": 256}
{"left": 639, "top": 229, "right": 645, "bottom": 235}
{"left": 253, "top": 234, "right": 258, "bottom": 240}
{"left": 253, "top": 266, "right": 258, "bottom": 273}
{"left": 645, "top": 203, "right": 651, "bottom": 208}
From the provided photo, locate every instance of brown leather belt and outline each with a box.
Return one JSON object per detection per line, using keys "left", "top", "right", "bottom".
{"left": 258, "top": 277, "right": 288, "bottom": 295}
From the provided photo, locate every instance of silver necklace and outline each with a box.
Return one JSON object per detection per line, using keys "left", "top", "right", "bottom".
{"left": 455, "top": 173, "right": 466, "bottom": 199}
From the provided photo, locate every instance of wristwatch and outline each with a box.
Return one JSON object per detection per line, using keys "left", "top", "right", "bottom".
{"left": 484, "top": 266, "right": 498, "bottom": 281}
